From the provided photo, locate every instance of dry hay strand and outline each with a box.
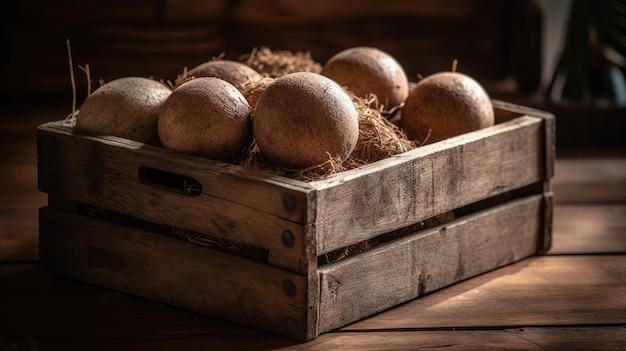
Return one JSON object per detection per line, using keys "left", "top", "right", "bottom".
{"left": 239, "top": 143, "right": 345, "bottom": 182}
{"left": 243, "top": 46, "right": 322, "bottom": 78}
{"left": 173, "top": 66, "right": 194, "bottom": 88}
{"left": 239, "top": 76, "right": 276, "bottom": 109}
{"left": 238, "top": 90, "right": 417, "bottom": 182}
{"left": 64, "top": 39, "right": 95, "bottom": 128}
{"left": 172, "top": 227, "right": 268, "bottom": 262}
{"left": 173, "top": 53, "right": 243, "bottom": 89}
{"left": 345, "top": 92, "right": 417, "bottom": 168}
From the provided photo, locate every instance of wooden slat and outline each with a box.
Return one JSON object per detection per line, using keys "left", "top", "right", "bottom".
{"left": 0, "top": 264, "right": 265, "bottom": 338}
{"left": 37, "top": 121, "right": 312, "bottom": 273}
{"left": 39, "top": 207, "right": 311, "bottom": 340}
{"left": 343, "top": 255, "right": 626, "bottom": 330}
{"left": 311, "top": 116, "right": 546, "bottom": 254}
{"left": 492, "top": 99, "right": 556, "bottom": 180}
{"left": 317, "top": 195, "right": 544, "bottom": 334}
{"left": 551, "top": 204, "right": 626, "bottom": 254}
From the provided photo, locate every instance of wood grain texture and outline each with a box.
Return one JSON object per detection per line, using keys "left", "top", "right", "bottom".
{"left": 0, "top": 106, "right": 55, "bottom": 261}
{"left": 13, "top": 327, "right": 624, "bottom": 351}
{"left": 551, "top": 204, "right": 626, "bottom": 254}
{"left": 2, "top": 262, "right": 624, "bottom": 350}
{"left": 37, "top": 121, "right": 312, "bottom": 273}
{"left": 39, "top": 207, "right": 311, "bottom": 340}
{"left": 317, "top": 195, "right": 544, "bottom": 334}
{"left": 343, "top": 255, "right": 626, "bottom": 330}
{"left": 312, "top": 116, "right": 546, "bottom": 254}
{"left": 553, "top": 158, "right": 626, "bottom": 203}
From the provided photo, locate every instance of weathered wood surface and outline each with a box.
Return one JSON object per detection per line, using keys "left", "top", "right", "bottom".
{"left": 312, "top": 115, "right": 548, "bottom": 254}
{"left": 343, "top": 255, "right": 626, "bottom": 331}
{"left": 37, "top": 121, "right": 313, "bottom": 274}
{"left": 317, "top": 195, "right": 544, "bottom": 334}
{"left": 553, "top": 158, "right": 626, "bottom": 203}
{"left": 5, "top": 326, "right": 625, "bottom": 351}
{"left": 552, "top": 205, "right": 626, "bottom": 254}
{"left": 39, "top": 207, "right": 312, "bottom": 341}
{"left": 2, "top": 255, "right": 625, "bottom": 349}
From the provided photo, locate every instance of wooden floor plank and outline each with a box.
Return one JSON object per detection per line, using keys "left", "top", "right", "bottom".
{"left": 0, "top": 264, "right": 256, "bottom": 338}
{"left": 551, "top": 204, "right": 626, "bottom": 254}
{"left": 553, "top": 158, "right": 626, "bottom": 203}
{"left": 3, "top": 256, "right": 625, "bottom": 339}
{"left": 0, "top": 106, "right": 57, "bottom": 262}
{"left": 342, "top": 255, "right": 626, "bottom": 330}
{"left": 0, "top": 211, "right": 39, "bottom": 261}
{"left": 9, "top": 327, "right": 625, "bottom": 351}
{"left": 0, "top": 162, "right": 46, "bottom": 261}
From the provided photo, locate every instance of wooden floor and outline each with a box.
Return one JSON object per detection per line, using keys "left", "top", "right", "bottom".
{"left": 1, "top": 103, "right": 625, "bottom": 350}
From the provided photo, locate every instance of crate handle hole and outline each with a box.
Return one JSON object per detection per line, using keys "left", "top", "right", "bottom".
{"left": 138, "top": 167, "right": 202, "bottom": 196}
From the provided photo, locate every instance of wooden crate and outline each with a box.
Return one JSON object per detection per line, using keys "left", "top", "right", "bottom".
{"left": 37, "top": 100, "right": 554, "bottom": 341}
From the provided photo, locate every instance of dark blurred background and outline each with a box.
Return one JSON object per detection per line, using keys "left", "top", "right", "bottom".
{"left": 1, "top": 0, "right": 625, "bottom": 151}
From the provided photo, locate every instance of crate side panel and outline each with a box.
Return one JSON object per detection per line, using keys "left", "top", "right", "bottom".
{"left": 314, "top": 116, "right": 544, "bottom": 254}
{"left": 317, "top": 194, "right": 544, "bottom": 333}
{"left": 37, "top": 122, "right": 309, "bottom": 273}
{"left": 39, "top": 207, "right": 311, "bottom": 340}
{"left": 37, "top": 121, "right": 310, "bottom": 223}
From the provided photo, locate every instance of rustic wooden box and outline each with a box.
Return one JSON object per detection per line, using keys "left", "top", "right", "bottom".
{"left": 37, "top": 100, "right": 554, "bottom": 341}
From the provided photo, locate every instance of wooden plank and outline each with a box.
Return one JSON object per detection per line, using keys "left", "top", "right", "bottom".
{"left": 39, "top": 207, "right": 311, "bottom": 340}
{"left": 312, "top": 116, "right": 546, "bottom": 254}
{"left": 0, "top": 264, "right": 272, "bottom": 338}
{"left": 553, "top": 158, "right": 626, "bottom": 203}
{"left": 317, "top": 195, "right": 543, "bottom": 334}
{"left": 551, "top": 204, "right": 626, "bottom": 254}
{"left": 492, "top": 100, "right": 556, "bottom": 180}
{"left": 13, "top": 327, "right": 625, "bottom": 351}
{"left": 3, "top": 264, "right": 625, "bottom": 350}
{"left": 37, "top": 121, "right": 312, "bottom": 216}
{"left": 37, "top": 122, "right": 312, "bottom": 273}
{"left": 343, "top": 255, "right": 626, "bottom": 330}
